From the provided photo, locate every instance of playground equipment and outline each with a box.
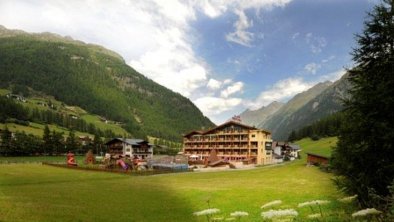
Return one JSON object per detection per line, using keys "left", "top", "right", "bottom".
{"left": 66, "top": 152, "right": 77, "bottom": 166}
{"left": 84, "top": 149, "right": 96, "bottom": 164}
{"left": 116, "top": 159, "right": 129, "bottom": 171}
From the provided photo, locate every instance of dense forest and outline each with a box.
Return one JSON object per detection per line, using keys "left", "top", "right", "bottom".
{"left": 0, "top": 28, "right": 214, "bottom": 142}
{"left": 287, "top": 112, "right": 344, "bottom": 141}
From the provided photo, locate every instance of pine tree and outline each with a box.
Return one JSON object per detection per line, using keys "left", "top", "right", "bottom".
{"left": 42, "top": 125, "right": 51, "bottom": 154}
{"left": 1, "top": 126, "right": 12, "bottom": 156}
{"left": 332, "top": 0, "right": 394, "bottom": 207}
{"left": 66, "top": 129, "right": 77, "bottom": 153}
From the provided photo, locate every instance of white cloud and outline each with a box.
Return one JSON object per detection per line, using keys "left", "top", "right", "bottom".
{"left": 249, "top": 77, "right": 313, "bottom": 109}
{"left": 291, "top": 32, "right": 300, "bottom": 39}
{"left": 304, "top": 63, "right": 321, "bottom": 74}
{"left": 221, "top": 81, "right": 244, "bottom": 98}
{"left": 225, "top": 9, "right": 254, "bottom": 47}
{"left": 194, "top": 96, "right": 242, "bottom": 116}
{"left": 207, "top": 79, "right": 222, "bottom": 90}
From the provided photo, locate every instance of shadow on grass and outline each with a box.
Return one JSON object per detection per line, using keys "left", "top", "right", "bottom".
{"left": 0, "top": 164, "right": 198, "bottom": 222}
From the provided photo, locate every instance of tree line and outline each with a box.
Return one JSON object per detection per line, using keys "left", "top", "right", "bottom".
{"left": 0, "top": 95, "right": 117, "bottom": 138}
{"left": 0, "top": 125, "right": 104, "bottom": 156}
{"left": 288, "top": 112, "right": 344, "bottom": 141}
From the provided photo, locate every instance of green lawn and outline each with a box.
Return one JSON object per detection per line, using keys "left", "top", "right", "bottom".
{"left": 0, "top": 153, "right": 353, "bottom": 221}
{"left": 296, "top": 137, "right": 337, "bottom": 157}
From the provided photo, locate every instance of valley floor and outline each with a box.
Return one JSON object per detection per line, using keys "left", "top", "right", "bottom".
{"left": 0, "top": 137, "right": 350, "bottom": 221}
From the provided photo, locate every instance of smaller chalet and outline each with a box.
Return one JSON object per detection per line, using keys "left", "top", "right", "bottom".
{"left": 272, "top": 142, "right": 301, "bottom": 162}
{"left": 105, "top": 138, "right": 153, "bottom": 160}
{"left": 306, "top": 153, "right": 329, "bottom": 166}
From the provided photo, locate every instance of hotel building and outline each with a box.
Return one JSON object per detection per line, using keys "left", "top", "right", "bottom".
{"left": 183, "top": 121, "right": 273, "bottom": 165}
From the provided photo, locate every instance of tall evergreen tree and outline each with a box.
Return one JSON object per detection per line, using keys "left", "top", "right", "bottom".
{"left": 332, "top": 0, "right": 394, "bottom": 207}
{"left": 1, "top": 126, "right": 12, "bottom": 156}
{"left": 42, "top": 125, "right": 51, "bottom": 154}
{"left": 66, "top": 129, "right": 77, "bottom": 153}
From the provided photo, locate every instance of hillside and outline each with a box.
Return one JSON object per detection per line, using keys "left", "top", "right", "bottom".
{"left": 260, "top": 81, "right": 332, "bottom": 140}
{"left": 0, "top": 26, "right": 214, "bottom": 141}
{"left": 238, "top": 75, "right": 350, "bottom": 141}
{"left": 239, "top": 101, "right": 283, "bottom": 126}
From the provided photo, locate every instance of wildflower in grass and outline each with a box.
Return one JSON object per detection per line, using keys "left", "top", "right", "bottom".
{"left": 230, "top": 211, "right": 248, "bottom": 217}
{"left": 261, "top": 200, "right": 282, "bottom": 209}
{"left": 338, "top": 195, "right": 357, "bottom": 203}
{"left": 261, "top": 209, "right": 298, "bottom": 219}
{"left": 194, "top": 208, "right": 220, "bottom": 222}
{"left": 307, "top": 213, "right": 321, "bottom": 219}
{"left": 229, "top": 211, "right": 248, "bottom": 221}
{"left": 225, "top": 218, "right": 235, "bottom": 221}
{"left": 212, "top": 217, "right": 224, "bottom": 221}
{"left": 351, "top": 208, "right": 382, "bottom": 217}
{"left": 297, "top": 200, "right": 330, "bottom": 208}
{"left": 194, "top": 208, "right": 220, "bottom": 216}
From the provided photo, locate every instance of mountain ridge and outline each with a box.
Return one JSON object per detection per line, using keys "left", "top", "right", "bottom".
{"left": 239, "top": 78, "right": 350, "bottom": 140}
{"left": 0, "top": 26, "right": 214, "bottom": 141}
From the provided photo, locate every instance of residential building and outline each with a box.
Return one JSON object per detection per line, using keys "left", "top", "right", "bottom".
{"left": 105, "top": 138, "right": 153, "bottom": 160}
{"left": 272, "top": 142, "right": 301, "bottom": 161}
{"left": 183, "top": 121, "right": 273, "bottom": 165}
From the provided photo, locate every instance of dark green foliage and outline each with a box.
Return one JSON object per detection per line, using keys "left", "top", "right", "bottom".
{"left": 0, "top": 126, "right": 43, "bottom": 156}
{"left": 288, "top": 112, "right": 345, "bottom": 141}
{"left": 0, "top": 96, "right": 29, "bottom": 122}
{"left": 0, "top": 30, "right": 214, "bottom": 142}
{"left": 65, "top": 129, "right": 78, "bottom": 152}
{"left": 332, "top": 0, "right": 394, "bottom": 210}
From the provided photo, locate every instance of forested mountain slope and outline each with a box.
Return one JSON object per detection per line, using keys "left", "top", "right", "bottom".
{"left": 0, "top": 26, "right": 214, "bottom": 141}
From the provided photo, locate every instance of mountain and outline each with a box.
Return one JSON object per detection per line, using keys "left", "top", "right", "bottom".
{"left": 253, "top": 76, "right": 351, "bottom": 140}
{"left": 239, "top": 101, "right": 284, "bottom": 126}
{"left": 260, "top": 81, "right": 332, "bottom": 140}
{"left": 0, "top": 26, "right": 214, "bottom": 141}
{"left": 238, "top": 78, "right": 351, "bottom": 140}
{"left": 280, "top": 74, "right": 351, "bottom": 138}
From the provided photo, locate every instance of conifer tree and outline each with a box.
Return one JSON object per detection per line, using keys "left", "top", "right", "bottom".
{"left": 332, "top": 0, "right": 394, "bottom": 207}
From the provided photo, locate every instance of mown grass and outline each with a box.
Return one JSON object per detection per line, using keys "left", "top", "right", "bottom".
{"left": 0, "top": 155, "right": 85, "bottom": 164}
{"left": 0, "top": 142, "right": 352, "bottom": 222}
{"left": 296, "top": 137, "right": 337, "bottom": 157}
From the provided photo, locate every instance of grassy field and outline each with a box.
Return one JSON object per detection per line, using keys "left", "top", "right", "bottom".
{"left": 0, "top": 155, "right": 85, "bottom": 164}
{"left": 0, "top": 138, "right": 354, "bottom": 222}
{"left": 296, "top": 137, "right": 338, "bottom": 157}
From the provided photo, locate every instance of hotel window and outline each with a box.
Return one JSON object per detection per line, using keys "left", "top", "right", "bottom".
{"left": 251, "top": 134, "right": 255, "bottom": 138}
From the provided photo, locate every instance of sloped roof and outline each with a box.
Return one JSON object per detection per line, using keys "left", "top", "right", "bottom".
{"left": 184, "top": 120, "right": 271, "bottom": 137}
{"left": 289, "top": 144, "right": 300, "bottom": 150}
{"left": 105, "top": 138, "right": 151, "bottom": 146}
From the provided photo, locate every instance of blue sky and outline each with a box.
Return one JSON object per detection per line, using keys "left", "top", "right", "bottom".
{"left": 0, "top": 0, "right": 378, "bottom": 124}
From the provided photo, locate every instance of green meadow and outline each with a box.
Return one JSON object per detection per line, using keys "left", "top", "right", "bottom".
{"left": 0, "top": 137, "right": 353, "bottom": 222}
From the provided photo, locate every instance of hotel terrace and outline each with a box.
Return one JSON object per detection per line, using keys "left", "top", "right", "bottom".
{"left": 183, "top": 120, "right": 273, "bottom": 165}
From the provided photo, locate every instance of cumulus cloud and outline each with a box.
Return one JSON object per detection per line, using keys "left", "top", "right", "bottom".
{"left": 207, "top": 78, "right": 222, "bottom": 90}
{"left": 304, "top": 63, "right": 321, "bottom": 74}
{"left": 249, "top": 77, "right": 313, "bottom": 109}
{"left": 221, "top": 81, "right": 244, "bottom": 98}
{"left": 194, "top": 96, "right": 242, "bottom": 116}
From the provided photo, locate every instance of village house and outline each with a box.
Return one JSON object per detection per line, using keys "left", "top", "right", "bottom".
{"left": 306, "top": 153, "right": 329, "bottom": 166}
{"left": 183, "top": 120, "right": 273, "bottom": 165}
{"left": 272, "top": 142, "right": 301, "bottom": 163}
{"left": 105, "top": 138, "right": 153, "bottom": 160}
